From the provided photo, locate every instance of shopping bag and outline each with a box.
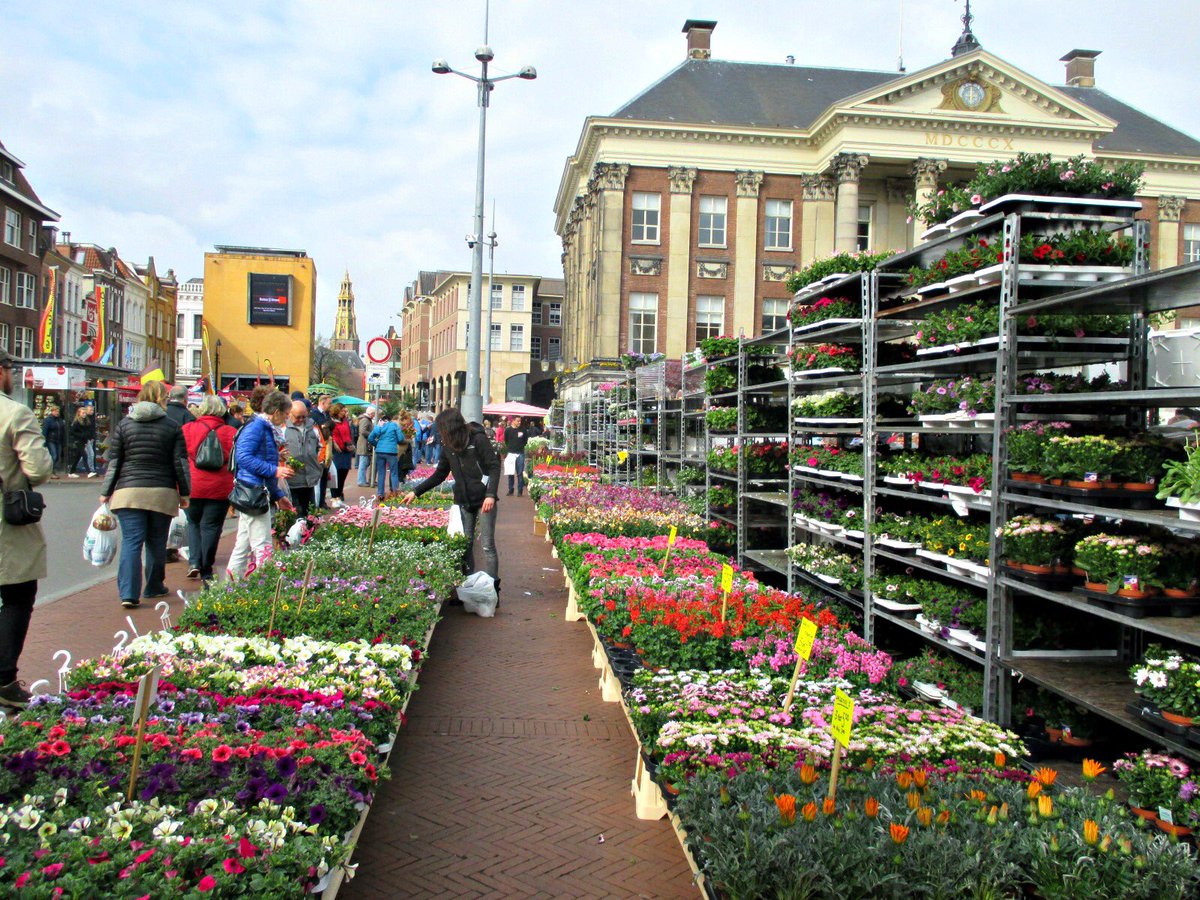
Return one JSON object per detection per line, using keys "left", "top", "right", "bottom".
{"left": 502, "top": 453, "right": 517, "bottom": 477}
{"left": 457, "top": 571, "right": 498, "bottom": 618}
{"left": 447, "top": 504, "right": 465, "bottom": 537}
{"left": 166, "top": 508, "right": 188, "bottom": 550}
{"left": 286, "top": 517, "right": 308, "bottom": 547}
{"left": 83, "top": 521, "right": 118, "bottom": 567}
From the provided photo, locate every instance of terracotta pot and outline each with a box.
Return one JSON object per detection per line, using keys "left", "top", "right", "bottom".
{"left": 1123, "top": 482, "right": 1157, "bottom": 492}
{"left": 1129, "top": 805, "right": 1158, "bottom": 821}
{"left": 1117, "top": 587, "right": 1159, "bottom": 599}
{"left": 1023, "top": 563, "right": 1054, "bottom": 575}
{"left": 1044, "top": 726, "right": 1063, "bottom": 743}
{"left": 1027, "top": 474, "right": 1047, "bottom": 484}
{"left": 1162, "top": 710, "right": 1196, "bottom": 727}
{"left": 1084, "top": 581, "right": 1110, "bottom": 593}
{"left": 612, "top": 641, "right": 633, "bottom": 651}
{"left": 1101, "top": 480, "right": 1123, "bottom": 490}
{"left": 662, "top": 781, "right": 681, "bottom": 797}
{"left": 1061, "top": 734, "right": 1093, "bottom": 747}
{"left": 1071, "top": 566, "right": 1087, "bottom": 578}
{"left": 1156, "top": 819, "right": 1192, "bottom": 838}
{"left": 1049, "top": 478, "right": 1065, "bottom": 486}
{"left": 1004, "top": 560, "right": 1024, "bottom": 571}
{"left": 1067, "top": 480, "right": 1104, "bottom": 490}
{"left": 1052, "top": 564, "right": 1072, "bottom": 575}
{"left": 1164, "top": 588, "right": 1200, "bottom": 600}
{"left": 1011, "top": 471, "right": 1035, "bottom": 482}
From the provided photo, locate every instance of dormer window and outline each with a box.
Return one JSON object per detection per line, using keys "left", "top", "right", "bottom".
{"left": 0, "top": 160, "right": 14, "bottom": 185}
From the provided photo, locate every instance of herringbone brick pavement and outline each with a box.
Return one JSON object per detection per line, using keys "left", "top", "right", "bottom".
{"left": 345, "top": 494, "right": 697, "bottom": 899}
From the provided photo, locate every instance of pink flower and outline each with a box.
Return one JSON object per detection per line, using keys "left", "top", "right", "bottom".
{"left": 42, "top": 863, "right": 64, "bottom": 878}
{"left": 198, "top": 875, "right": 218, "bottom": 892}
{"left": 224, "top": 858, "right": 246, "bottom": 875}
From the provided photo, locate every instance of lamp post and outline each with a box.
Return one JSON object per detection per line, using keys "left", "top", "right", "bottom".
{"left": 481, "top": 226, "right": 498, "bottom": 405}
{"left": 432, "top": 14, "right": 535, "bottom": 423}
{"left": 214, "top": 339, "right": 222, "bottom": 393}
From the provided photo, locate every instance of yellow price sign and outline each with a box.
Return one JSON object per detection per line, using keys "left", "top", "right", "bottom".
{"left": 794, "top": 618, "right": 818, "bottom": 661}
{"left": 668, "top": 525, "right": 678, "bottom": 547}
{"left": 720, "top": 564, "right": 733, "bottom": 594}
{"left": 830, "top": 688, "right": 855, "bottom": 749}
{"left": 617, "top": 451, "right": 628, "bottom": 463}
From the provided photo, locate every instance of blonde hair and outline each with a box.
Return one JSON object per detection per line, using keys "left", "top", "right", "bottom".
{"left": 137, "top": 381, "right": 167, "bottom": 406}
{"left": 197, "top": 395, "right": 227, "bottom": 417}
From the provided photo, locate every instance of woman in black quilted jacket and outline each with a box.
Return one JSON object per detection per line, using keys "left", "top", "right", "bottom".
{"left": 99, "top": 381, "right": 190, "bottom": 609}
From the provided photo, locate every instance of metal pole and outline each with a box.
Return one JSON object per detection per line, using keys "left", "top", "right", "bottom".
{"left": 462, "top": 64, "right": 489, "bottom": 424}
{"left": 482, "top": 225, "right": 497, "bottom": 404}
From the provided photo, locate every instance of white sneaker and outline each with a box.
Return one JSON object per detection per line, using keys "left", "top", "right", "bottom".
{"left": 68, "top": 473, "right": 80, "bottom": 478}
{"left": 87, "top": 472, "right": 97, "bottom": 478}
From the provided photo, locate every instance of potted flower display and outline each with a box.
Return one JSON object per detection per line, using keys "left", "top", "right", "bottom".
{"left": 1157, "top": 434, "right": 1200, "bottom": 520}
{"left": 1114, "top": 750, "right": 1196, "bottom": 830}
{"left": 792, "top": 390, "right": 862, "bottom": 420}
{"left": 788, "top": 343, "right": 860, "bottom": 374}
{"left": 1042, "top": 434, "right": 1123, "bottom": 488}
{"left": 1113, "top": 440, "right": 1168, "bottom": 491}
{"left": 1072, "top": 533, "right": 1163, "bottom": 596}
{"left": 999, "top": 515, "right": 1073, "bottom": 574}
{"left": 1160, "top": 541, "right": 1200, "bottom": 598}
{"left": 790, "top": 295, "right": 858, "bottom": 328}
{"left": 913, "top": 301, "right": 1000, "bottom": 350}
{"left": 1005, "top": 420, "right": 1071, "bottom": 482}
{"left": 1130, "top": 646, "right": 1200, "bottom": 726}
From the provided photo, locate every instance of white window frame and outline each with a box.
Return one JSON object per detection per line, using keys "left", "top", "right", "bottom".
{"left": 764, "top": 199, "right": 793, "bottom": 251}
{"left": 531, "top": 302, "right": 542, "bottom": 325}
{"left": 0, "top": 161, "right": 13, "bottom": 185}
{"left": 631, "top": 192, "right": 661, "bottom": 244}
{"left": 856, "top": 204, "right": 872, "bottom": 252}
{"left": 26, "top": 219, "right": 37, "bottom": 254}
{"left": 3, "top": 209, "right": 19, "bottom": 248}
{"left": 698, "top": 195, "right": 727, "bottom": 248}
{"left": 490, "top": 322, "right": 502, "bottom": 350}
{"left": 193, "top": 314, "right": 203, "bottom": 341}
{"left": 762, "top": 297, "right": 789, "bottom": 333}
{"left": 192, "top": 349, "right": 202, "bottom": 370}
{"left": 1185, "top": 224, "right": 1200, "bottom": 263}
{"left": 14, "top": 272, "right": 36, "bottom": 309}
{"left": 509, "top": 323, "right": 524, "bottom": 351}
{"left": 14, "top": 326, "right": 33, "bottom": 357}
{"left": 177, "top": 349, "right": 185, "bottom": 372}
{"left": 490, "top": 284, "right": 503, "bottom": 310}
{"left": 548, "top": 302, "right": 562, "bottom": 326}
{"left": 628, "top": 292, "right": 658, "bottom": 355}
{"left": 0, "top": 266, "right": 9, "bottom": 305}
{"left": 510, "top": 284, "right": 526, "bottom": 311}
{"left": 695, "top": 295, "right": 725, "bottom": 344}
{"left": 0, "top": 323, "right": 8, "bottom": 350}
{"left": 547, "top": 337, "right": 562, "bottom": 360}
{"left": 530, "top": 335, "right": 542, "bottom": 359}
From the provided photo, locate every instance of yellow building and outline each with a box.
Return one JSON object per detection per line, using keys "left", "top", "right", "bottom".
{"left": 201, "top": 245, "right": 317, "bottom": 393}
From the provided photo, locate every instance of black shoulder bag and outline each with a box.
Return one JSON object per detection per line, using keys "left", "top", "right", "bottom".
{"left": 0, "top": 471, "right": 45, "bottom": 526}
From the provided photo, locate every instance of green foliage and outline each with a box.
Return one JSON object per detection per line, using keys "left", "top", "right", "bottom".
{"left": 784, "top": 249, "right": 896, "bottom": 293}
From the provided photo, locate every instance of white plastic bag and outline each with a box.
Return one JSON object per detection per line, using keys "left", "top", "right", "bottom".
{"left": 457, "top": 571, "right": 497, "bottom": 618}
{"left": 166, "top": 508, "right": 188, "bottom": 550}
{"left": 83, "top": 521, "right": 119, "bottom": 567}
{"left": 502, "top": 453, "right": 517, "bottom": 476}
{"left": 447, "top": 504, "right": 465, "bottom": 537}
{"left": 286, "top": 517, "right": 308, "bottom": 547}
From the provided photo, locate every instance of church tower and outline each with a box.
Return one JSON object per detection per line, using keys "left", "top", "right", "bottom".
{"left": 331, "top": 270, "right": 360, "bottom": 353}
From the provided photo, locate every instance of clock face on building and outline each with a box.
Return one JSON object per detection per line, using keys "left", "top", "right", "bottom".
{"left": 957, "top": 81, "right": 986, "bottom": 110}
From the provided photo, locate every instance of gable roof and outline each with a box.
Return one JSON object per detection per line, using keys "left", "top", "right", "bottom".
{"left": 0, "top": 138, "right": 59, "bottom": 220}
{"left": 611, "top": 57, "right": 1200, "bottom": 159}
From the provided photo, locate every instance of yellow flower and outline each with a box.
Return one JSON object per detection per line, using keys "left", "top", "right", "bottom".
{"left": 1037, "top": 795, "right": 1053, "bottom": 818}
{"left": 1082, "top": 819, "right": 1099, "bottom": 845}
{"left": 906, "top": 791, "right": 922, "bottom": 810}
{"left": 916, "top": 806, "right": 933, "bottom": 827}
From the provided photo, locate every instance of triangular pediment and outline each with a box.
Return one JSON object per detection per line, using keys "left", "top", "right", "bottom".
{"left": 825, "top": 50, "right": 1115, "bottom": 133}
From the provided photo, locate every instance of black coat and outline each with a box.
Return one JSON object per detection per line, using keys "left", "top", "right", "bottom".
{"left": 100, "top": 404, "right": 190, "bottom": 497}
{"left": 165, "top": 401, "right": 196, "bottom": 427}
{"left": 413, "top": 424, "right": 500, "bottom": 509}
{"left": 70, "top": 417, "right": 95, "bottom": 448}
{"left": 41, "top": 415, "right": 65, "bottom": 446}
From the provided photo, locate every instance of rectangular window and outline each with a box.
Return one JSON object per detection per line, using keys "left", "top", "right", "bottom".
{"left": 193, "top": 314, "right": 203, "bottom": 340}
{"left": 631, "top": 192, "right": 661, "bottom": 243}
{"left": 177, "top": 313, "right": 183, "bottom": 336}
{"left": 192, "top": 349, "right": 202, "bottom": 370}
{"left": 548, "top": 337, "right": 562, "bottom": 360}
{"left": 764, "top": 199, "right": 793, "bottom": 250}
{"left": 511, "top": 283, "right": 526, "bottom": 311}
{"left": 629, "top": 292, "right": 658, "bottom": 354}
{"left": 530, "top": 335, "right": 542, "bottom": 359}
{"left": 856, "top": 204, "right": 872, "bottom": 252}
{"left": 0, "top": 266, "right": 9, "bottom": 305}
{"left": 490, "top": 284, "right": 502, "bottom": 310}
{"left": 0, "top": 323, "right": 8, "bottom": 350}
{"left": 15, "top": 272, "right": 36, "bottom": 309}
{"left": 1185, "top": 224, "right": 1200, "bottom": 263}
{"left": 3, "top": 209, "right": 19, "bottom": 247}
{"left": 531, "top": 302, "right": 542, "bottom": 325}
{"left": 762, "top": 297, "right": 789, "bottom": 333}
{"left": 490, "top": 322, "right": 501, "bottom": 350}
{"left": 14, "top": 326, "right": 33, "bottom": 357}
{"left": 509, "top": 323, "right": 524, "bottom": 351}
{"left": 698, "top": 195, "right": 727, "bottom": 247}
{"left": 177, "top": 349, "right": 184, "bottom": 371}
{"left": 548, "top": 302, "right": 562, "bottom": 326}
{"left": 0, "top": 161, "right": 13, "bottom": 184}
{"left": 695, "top": 295, "right": 724, "bottom": 344}
{"left": 26, "top": 219, "right": 37, "bottom": 254}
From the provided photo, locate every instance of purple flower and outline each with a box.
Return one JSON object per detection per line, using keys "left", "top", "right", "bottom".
{"left": 276, "top": 755, "right": 299, "bottom": 779}
{"left": 264, "top": 782, "right": 289, "bottom": 804}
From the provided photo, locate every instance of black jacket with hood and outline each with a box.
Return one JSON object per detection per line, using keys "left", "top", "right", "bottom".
{"left": 100, "top": 401, "right": 190, "bottom": 496}
{"left": 412, "top": 422, "right": 500, "bottom": 509}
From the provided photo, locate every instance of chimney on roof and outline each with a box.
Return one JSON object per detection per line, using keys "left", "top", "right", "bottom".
{"left": 1061, "top": 49, "right": 1100, "bottom": 87}
{"left": 682, "top": 19, "right": 716, "bottom": 60}
{"left": 61, "top": 231, "right": 70, "bottom": 243}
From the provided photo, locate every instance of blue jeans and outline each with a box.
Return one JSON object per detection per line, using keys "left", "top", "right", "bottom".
{"left": 357, "top": 453, "right": 372, "bottom": 485}
{"left": 115, "top": 508, "right": 171, "bottom": 602}
{"left": 427, "top": 444, "right": 441, "bottom": 464}
{"left": 375, "top": 453, "right": 400, "bottom": 497}
{"left": 47, "top": 443, "right": 61, "bottom": 471}
{"left": 412, "top": 441, "right": 425, "bottom": 465}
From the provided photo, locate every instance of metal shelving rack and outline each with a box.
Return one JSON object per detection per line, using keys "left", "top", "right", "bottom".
{"left": 704, "top": 351, "right": 739, "bottom": 538}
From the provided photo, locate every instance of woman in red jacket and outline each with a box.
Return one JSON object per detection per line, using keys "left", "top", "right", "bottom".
{"left": 328, "top": 403, "right": 355, "bottom": 507}
{"left": 181, "top": 395, "right": 237, "bottom": 582}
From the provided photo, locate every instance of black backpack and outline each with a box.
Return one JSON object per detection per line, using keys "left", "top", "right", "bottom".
{"left": 194, "top": 424, "right": 227, "bottom": 471}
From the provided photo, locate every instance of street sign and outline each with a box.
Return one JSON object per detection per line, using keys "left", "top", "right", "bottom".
{"left": 366, "top": 337, "right": 392, "bottom": 365}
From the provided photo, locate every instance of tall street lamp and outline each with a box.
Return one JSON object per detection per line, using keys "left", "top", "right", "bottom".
{"left": 481, "top": 226, "right": 498, "bottom": 405}
{"left": 213, "top": 339, "right": 222, "bottom": 393}
{"left": 432, "top": 18, "right": 535, "bottom": 423}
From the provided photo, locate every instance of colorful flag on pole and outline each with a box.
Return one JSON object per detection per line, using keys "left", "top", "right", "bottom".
{"left": 38, "top": 267, "right": 58, "bottom": 355}
{"left": 91, "top": 287, "right": 108, "bottom": 363}
{"left": 201, "top": 319, "right": 216, "bottom": 393}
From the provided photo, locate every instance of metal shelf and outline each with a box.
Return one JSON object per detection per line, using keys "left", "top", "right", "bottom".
{"left": 874, "top": 608, "right": 986, "bottom": 665}
{"left": 744, "top": 548, "right": 790, "bottom": 576}
{"left": 745, "top": 491, "right": 789, "bottom": 507}
{"left": 1013, "top": 260, "right": 1200, "bottom": 316}
{"left": 1005, "top": 387, "right": 1200, "bottom": 407}
{"left": 1002, "top": 491, "right": 1200, "bottom": 536}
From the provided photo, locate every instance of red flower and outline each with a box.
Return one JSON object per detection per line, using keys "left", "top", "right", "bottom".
{"left": 197, "top": 875, "right": 218, "bottom": 892}
{"left": 211, "top": 745, "right": 233, "bottom": 763}
{"left": 238, "top": 837, "right": 260, "bottom": 859}
{"left": 223, "top": 858, "right": 246, "bottom": 875}
{"left": 42, "top": 863, "right": 64, "bottom": 878}
{"left": 1032, "top": 243, "right": 1053, "bottom": 261}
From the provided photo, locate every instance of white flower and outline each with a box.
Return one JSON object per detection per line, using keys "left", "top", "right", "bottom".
{"left": 16, "top": 806, "right": 40, "bottom": 830}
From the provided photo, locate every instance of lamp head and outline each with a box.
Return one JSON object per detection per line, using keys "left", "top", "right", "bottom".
{"left": 518, "top": 65, "right": 537, "bottom": 80}
{"left": 431, "top": 59, "right": 451, "bottom": 75}
{"left": 475, "top": 45, "right": 494, "bottom": 63}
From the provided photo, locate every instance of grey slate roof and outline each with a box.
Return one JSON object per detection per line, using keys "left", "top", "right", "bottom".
{"left": 1058, "top": 86, "right": 1200, "bottom": 157}
{"left": 536, "top": 277, "right": 565, "bottom": 296}
{"left": 331, "top": 349, "right": 364, "bottom": 369}
{"left": 613, "top": 59, "right": 1200, "bottom": 158}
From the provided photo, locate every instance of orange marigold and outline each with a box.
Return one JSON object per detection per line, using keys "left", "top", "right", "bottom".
{"left": 1027, "top": 781, "right": 1043, "bottom": 799}
{"left": 801, "top": 802, "right": 818, "bottom": 822}
{"left": 864, "top": 797, "right": 880, "bottom": 819}
{"left": 916, "top": 806, "right": 933, "bottom": 827}
{"left": 1034, "top": 767, "right": 1058, "bottom": 787}
{"left": 798, "top": 763, "right": 818, "bottom": 785}
{"left": 1082, "top": 759, "right": 1107, "bottom": 781}
{"left": 775, "top": 793, "right": 797, "bottom": 825}
{"left": 906, "top": 791, "right": 922, "bottom": 811}
{"left": 889, "top": 823, "right": 910, "bottom": 845}
{"left": 1037, "top": 795, "right": 1053, "bottom": 818}
{"left": 994, "top": 751, "right": 1006, "bottom": 768}
{"left": 822, "top": 796, "right": 836, "bottom": 816}
{"left": 1082, "top": 819, "right": 1099, "bottom": 846}
{"left": 896, "top": 771, "right": 913, "bottom": 790}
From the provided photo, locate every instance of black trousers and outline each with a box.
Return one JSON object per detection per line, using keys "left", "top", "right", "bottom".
{"left": 185, "top": 498, "right": 228, "bottom": 581}
{"left": 0, "top": 580, "right": 37, "bottom": 684}
{"left": 290, "top": 487, "right": 315, "bottom": 519}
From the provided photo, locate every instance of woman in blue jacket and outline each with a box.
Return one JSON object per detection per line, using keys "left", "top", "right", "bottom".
{"left": 368, "top": 412, "right": 403, "bottom": 498}
{"left": 226, "top": 391, "right": 294, "bottom": 579}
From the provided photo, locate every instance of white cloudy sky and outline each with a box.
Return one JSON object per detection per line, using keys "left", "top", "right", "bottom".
{"left": 2, "top": 1, "right": 1196, "bottom": 344}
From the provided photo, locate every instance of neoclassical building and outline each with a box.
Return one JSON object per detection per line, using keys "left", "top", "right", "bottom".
{"left": 553, "top": 19, "right": 1200, "bottom": 398}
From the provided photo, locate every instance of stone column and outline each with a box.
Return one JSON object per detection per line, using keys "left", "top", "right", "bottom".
{"left": 1158, "top": 196, "right": 1186, "bottom": 270}
{"left": 800, "top": 175, "right": 836, "bottom": 266}
{"left": 832, "top": 153, "right": 869, "bottom": 253}
{"left": 732, "top": 170, "right": 764, "bottom": 338}
{"left": 911, "top": 158, "right": 948, "bottom": 242}
{"left": 580, "top": 192, "right": 598, "bottom": 363}
{"left": 665, "top": 166, "right": 697, "bottom": 357}
{"left": 591, "top": 163, "right": 628, "bottom": 360}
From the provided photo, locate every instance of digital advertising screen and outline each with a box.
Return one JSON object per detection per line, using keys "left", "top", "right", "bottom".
{"left": 247, "top": 273, "right": 292, "bottom": 326}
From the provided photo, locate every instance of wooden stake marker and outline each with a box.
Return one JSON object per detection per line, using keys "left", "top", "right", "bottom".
{"left": 126, "top": 665, "right": 162, "bottom": 803}
{"left": 267, "top": 571, "right": 285, "bottom": 637}
{"left": 296, "top": 558, "right": 316, "bottom": 615}
{"left": 661, "top": 525, "right": 678, "bottom": 574}
{"left": 367, "top": 507, "right": 383, "bottom": 553}
{"left": 827, "top": 688, "right": 855, "bottom": 802}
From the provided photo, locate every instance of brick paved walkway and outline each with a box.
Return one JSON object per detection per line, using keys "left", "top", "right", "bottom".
{"left": 345, "top": 494, "right": 696, "bottom": 899}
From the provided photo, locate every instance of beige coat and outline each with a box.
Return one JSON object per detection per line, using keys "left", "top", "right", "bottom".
{"left": 0, "top": 394, "right": 53, "bottom": 585}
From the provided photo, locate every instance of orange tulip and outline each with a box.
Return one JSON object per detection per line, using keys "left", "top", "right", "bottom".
{"left": 906, "top": 790, "right": 922, "bottom": 810}
{"left": 896, "top": 771, "right": 913, "bottom": 790}
{"left": 775, "top": 793, "right": 797, "bottom": 824}
{"left": 966, "top": 789, "right": 987, "bottom": 804}
{"left": 1082, "top": 819, "right": 1099, "bottom": 846}
{"left": 801, "top": 801, "right": 818, "bottom": 822}
{"left": 917, "top": 806, "right": 933, "bottom": 827}
{"left": 1082, "top": 759, "right": 1107, "bottom": 781}
{"left": 936, "top": 809, "right": 951, "bottom": 826}
{"left": 864, "top": 797, "right": 880, "bottom": 819}
{"left": 994, "top": 751, "right": 1006, "bottom": 768}
{"left": 822, "top": 796, "right": 836, "bottom": 816}
{"left": 1034, "top": 767, "right": 1058, "bottom": 787}
{"left": 1027, "top": 781, "right": 1043, "bottom": 799}
{"left": 912, "top": 768, "right": 928, "bottom": 789}
{"left": 1037, "top": 795, "right": 1053, "bottom": 818}
{"left": 889, "top": 822, "right": 910, "bottom": 845}
{"left": 798, "top": 763, "right": 818, "bottom": 785}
